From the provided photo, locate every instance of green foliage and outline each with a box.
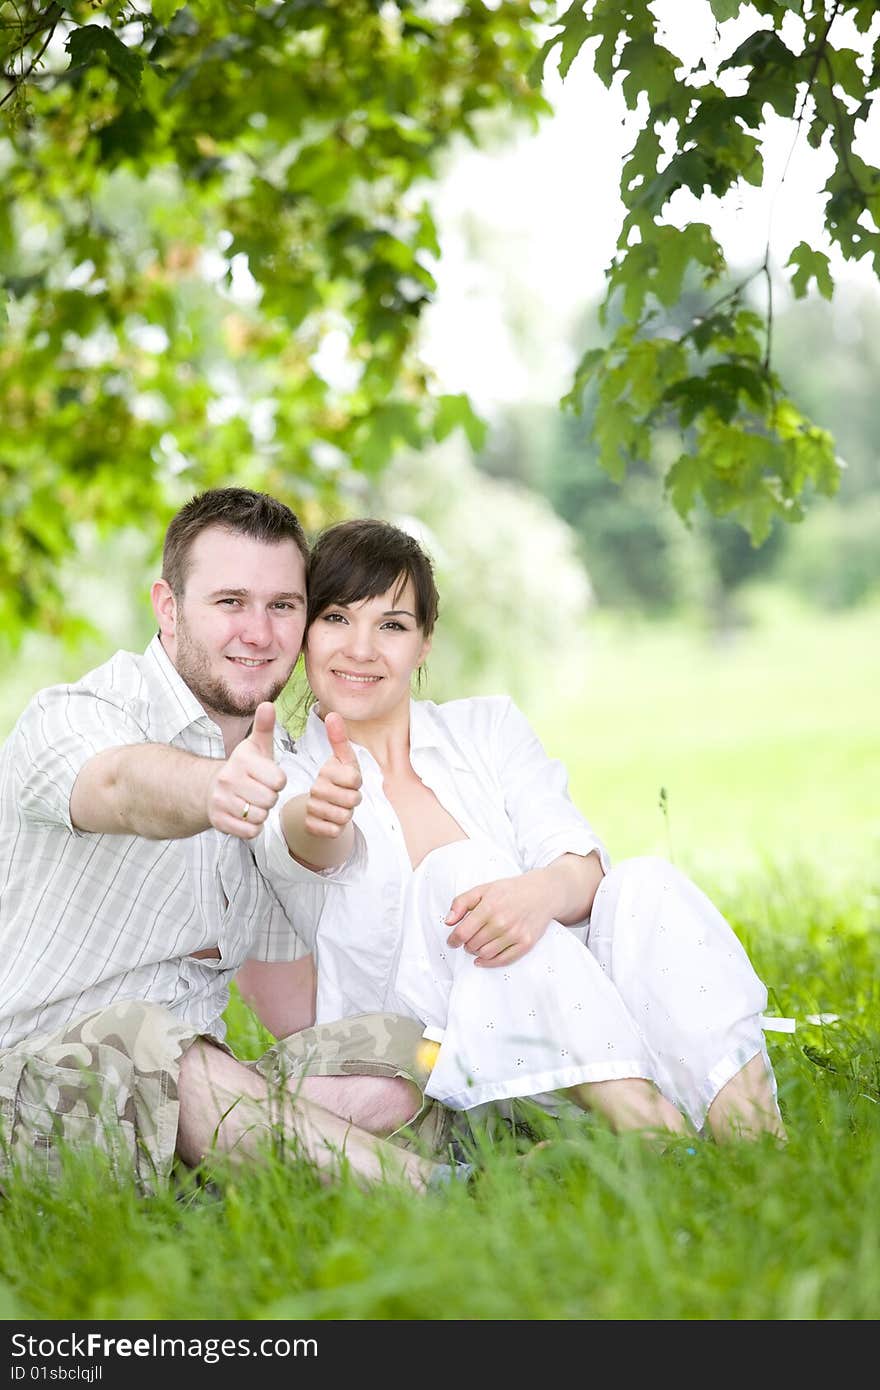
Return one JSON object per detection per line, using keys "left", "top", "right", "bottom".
{"left": 787, "top": 241, "right": 834, "bottom": 300}
{"left": 538, "top": 1, "right": 880, "bottom": 541}
{"left": 484, "top": 389, "right": 787, "bottom": 620}
{"left": 4, "top": 0, "right": 878, "bottom": 650}
{"left": 0, "top": 1, "right": 549, "bottom": 647}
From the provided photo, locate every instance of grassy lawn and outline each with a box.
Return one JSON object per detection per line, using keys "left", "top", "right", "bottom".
{"left": 530, "top": 598, "right": 880, "bottom": 890}
{"left": 1, "top": 902, "right": 879, "bottom": 1320}
{"left": 1, "top": 602, "right": 878, "bottom": 1320}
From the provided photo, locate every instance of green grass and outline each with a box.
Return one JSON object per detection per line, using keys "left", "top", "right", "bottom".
{"left": 1, "top": 878, "right": 879, "bottom": 1321}
{"left": 529, "top": 597, "right": 880, "bottom": 890}
{"left": 1, "top": 868, "right": 877, "bottom": 1319}
{"left": 1, "top": 602, "right": 878, "bottom": 1319}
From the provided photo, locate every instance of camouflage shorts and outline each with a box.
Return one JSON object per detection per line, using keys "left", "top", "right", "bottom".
{"left": 0, "top": 1002, "right": 452, "bottom": 1195}
{"left": 253, "top": 1015, "right": 453, "bottom": 1158}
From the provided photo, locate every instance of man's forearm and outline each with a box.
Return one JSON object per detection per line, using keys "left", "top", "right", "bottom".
{"left": 538, "top": 849, "right": 604, "bottom": 925}
{"left": 70, "top": 744, "right": 218, "bottom": 839}
{"left": 280, "top": 794, "right": 355, "bottom": 870}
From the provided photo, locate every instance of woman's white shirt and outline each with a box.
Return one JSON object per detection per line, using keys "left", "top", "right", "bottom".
{"left": 256, "top": 696, "right": 610, "bottom": 1024}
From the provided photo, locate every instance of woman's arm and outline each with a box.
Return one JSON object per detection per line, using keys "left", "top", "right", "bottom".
{"left": 443, "top": 697, "right": 608, "bottom": 967}
{"left": 536, "top": 848, "right": 605, "bottom": 925}
{"left": 488, "top": 697, "right": 610, "bottom": 875}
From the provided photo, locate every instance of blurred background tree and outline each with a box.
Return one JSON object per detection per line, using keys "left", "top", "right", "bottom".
{"left": 2, "top": 1, "right": 880, "bottom": 714}
{"left": 0, "top": 0, "right": 548, "bottom": 647}
{"left": 540, "top": 0, "right": 880, "bottom": 544}
{"left": 480, "top": 277, "right": 880, "bottom": 627}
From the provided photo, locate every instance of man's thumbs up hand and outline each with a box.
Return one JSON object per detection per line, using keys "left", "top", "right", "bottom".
{"left": 304, "top": 712, "right": 363, "bottom": 839}
{"left": 207, "top": 701, "right": 287, "bottom": 839}
{"left": 249, "top": 701, "right": 278, "bottom": 761}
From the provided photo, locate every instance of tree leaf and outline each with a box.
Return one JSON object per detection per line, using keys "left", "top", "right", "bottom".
{"left": 150, "top": 0, "right": 183, "bottom": 25}
{"left": 558, "top": 2, "right": 593, "bottom": 80}
{"left": 561, "top": 347, "right": 605, "bottom": 412}
{"left": 434, "top": 394, "right": 487, "bottom": 451}
{"left": 708, "top": 0, "right": 745, "bottom": 19}
{"left": 786, "top": 241, "right": 835, "bottom": 300}
{"left": 665, "top": 452, "right": 703, "bottom": 519}
{"left": 66, "top": 25, "right": 144, "bottom": 92}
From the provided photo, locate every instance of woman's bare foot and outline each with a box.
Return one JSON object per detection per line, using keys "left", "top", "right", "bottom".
{"left": 706, "top": 1053, "right": 787, "bottom": 1144}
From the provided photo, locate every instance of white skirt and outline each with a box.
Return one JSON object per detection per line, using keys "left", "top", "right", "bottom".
{"left": 389, "top": 840, "right": 778, "bottom": 1132}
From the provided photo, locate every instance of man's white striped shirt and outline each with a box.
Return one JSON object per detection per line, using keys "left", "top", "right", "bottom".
{"left": 0, "top": 637, "right": 312, "bottom": 1051}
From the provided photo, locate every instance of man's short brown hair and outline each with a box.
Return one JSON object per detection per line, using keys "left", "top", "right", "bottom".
{"left": 162, "top": 487, "right": 309, "bottom": 596}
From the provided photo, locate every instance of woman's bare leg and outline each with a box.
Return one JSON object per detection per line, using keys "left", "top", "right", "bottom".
{"left": 564, "top": 1077, "right": 691, "bottom": 1141}
{"left": 706, "top": 1053, "right": 787, "bottom": 1143}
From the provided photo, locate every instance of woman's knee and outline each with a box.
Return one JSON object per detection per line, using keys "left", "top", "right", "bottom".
{"left": 590, "top": 856, "right": 682, "bottom": 938}
{"left": 418, "top": 840, "right": 521, "bottom": 906}
{"left": 607, "top": 855, "right": 682, "bottom": 892}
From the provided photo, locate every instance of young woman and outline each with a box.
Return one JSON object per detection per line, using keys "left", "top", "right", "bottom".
{"left": 243, "top": 519, "right": 786, "bottom": 1145}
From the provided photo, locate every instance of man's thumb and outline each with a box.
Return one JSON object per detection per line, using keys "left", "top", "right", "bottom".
{"left": 325, "top": 711, "right": 358, "bottom": 767}
{"left": 250, "top": 701, "right": 277, "bottom": 759}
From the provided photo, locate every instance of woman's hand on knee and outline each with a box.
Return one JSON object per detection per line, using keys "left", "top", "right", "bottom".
{"left": 445, "top": 872, "right": 553, "bottom": 966}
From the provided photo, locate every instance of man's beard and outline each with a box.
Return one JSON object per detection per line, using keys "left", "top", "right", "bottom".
{"left": 174, "top": 619, "right": 293, "bottom": 719}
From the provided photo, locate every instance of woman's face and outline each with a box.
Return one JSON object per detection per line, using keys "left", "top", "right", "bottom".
{"left": 304, "top": 577, "right": 431, "bottom": 727}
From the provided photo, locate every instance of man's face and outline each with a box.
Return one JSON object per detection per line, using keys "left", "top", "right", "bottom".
{"left": 158, "top": 526, "right": 307, "bottom": 724}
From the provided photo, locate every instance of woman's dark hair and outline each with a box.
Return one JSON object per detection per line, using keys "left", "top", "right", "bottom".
{"left": 306, "top": 519, "right": 439, "bottom": 635}
{"left": 162, "top": 487, "right": 309, "bottom": 596}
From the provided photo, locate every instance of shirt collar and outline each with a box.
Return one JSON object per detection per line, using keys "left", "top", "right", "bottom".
{"left": 408, "top": 700, "right": 472, "bottom": 770}
{"left": 144, "top": 635, "right": 216, "bottom": 744}
{"left": 143, "top": 635, "right": 294, "bottom": 755}
{"left": 299, "top": 700, "right": 471, "bottom": 772}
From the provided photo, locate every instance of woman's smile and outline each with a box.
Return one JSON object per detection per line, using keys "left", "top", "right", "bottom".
{"left": 331, "top": 670, "right": 383, "bottom": 684}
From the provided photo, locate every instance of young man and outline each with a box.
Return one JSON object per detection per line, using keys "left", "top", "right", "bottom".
{"left": 0, "top": 488, "right": 450, "bottom": 1194}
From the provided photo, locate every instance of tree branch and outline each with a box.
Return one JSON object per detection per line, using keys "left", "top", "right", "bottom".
{"left": 0, "top": 1, "right": 64, "bottom": 112}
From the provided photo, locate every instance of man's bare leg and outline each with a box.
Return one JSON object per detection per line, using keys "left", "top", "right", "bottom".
{"left": 176, "top": 1041, "right": 440, "bottom": 1191}
{"left": 293, "top": 1073, "right": 422, "bottom": 1136}
{"left": 706, "top": 1053, "right": 787, "bottom": 1143}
